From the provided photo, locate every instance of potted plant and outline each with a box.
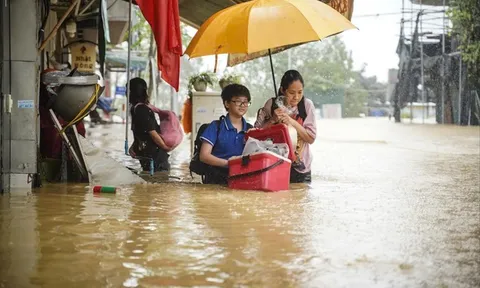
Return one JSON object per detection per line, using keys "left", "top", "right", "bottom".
{"left": 219, "top": 72, "right": 242, "bottom": 90}
{"left": 188, "top": 72, "right": 216, "bottom": 92}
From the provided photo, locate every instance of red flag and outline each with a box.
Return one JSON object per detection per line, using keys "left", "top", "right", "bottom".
{"left": 136, "top": 0, "right": 182, "bottom": 91}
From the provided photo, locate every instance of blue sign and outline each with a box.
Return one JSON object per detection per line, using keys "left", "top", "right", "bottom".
{"left": 116, "top": 86, "right": 126, "bottom": 96}
{"left": 18, "top": 100, "right": 34, "bottom": 109}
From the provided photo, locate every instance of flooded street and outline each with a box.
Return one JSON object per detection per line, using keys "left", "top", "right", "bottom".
{"left": 1, "top": 118, "right": 479, "bottom": 287}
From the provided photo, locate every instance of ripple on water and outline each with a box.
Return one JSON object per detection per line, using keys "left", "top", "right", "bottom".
{"left": 0, "top": 119, "right": 479, "bottom": 287}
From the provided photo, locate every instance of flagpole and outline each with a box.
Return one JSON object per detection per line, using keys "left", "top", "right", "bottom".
{"left": 124, "top": 0, "right": 132, "bottom": 155}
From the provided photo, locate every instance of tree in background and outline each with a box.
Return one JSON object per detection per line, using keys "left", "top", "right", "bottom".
{"left": 128, "top": 8, "right": 385, "bottom": 119}
{"left": 355, "top": 64, "right": 388, "bottom": 105}
{"left": 449, "top": 0, "right": 480, "bottom": 125}
{"left": 344, "top": 75, "right": 369, "bottom": 118}
{"left": 230, "top": 36, "right": 379, "bottom": 118}
{"left": 449, "top": 0, "right": 480, "bottom": 92}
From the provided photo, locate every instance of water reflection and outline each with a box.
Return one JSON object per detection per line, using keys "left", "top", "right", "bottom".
{"left": 181, "top": 189, "right": 306, "bottom": 287}
{"left": 0, "top": 118, "right": 478, "bottom": 287}
{"left": 0, "top": 192, "right": 37, "bottom": 288}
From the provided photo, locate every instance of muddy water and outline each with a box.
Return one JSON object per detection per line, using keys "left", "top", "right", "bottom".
{"left": 1, "top": 118, "right": 479, "bottom": 287}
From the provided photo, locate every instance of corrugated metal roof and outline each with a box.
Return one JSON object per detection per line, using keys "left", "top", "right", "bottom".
{"left": 105, "top": 50, "right": 147, "bottom": 70}
{"left": 126, "top": 0, "right": 353, "bottom": 28}
{"left": 178, "top": 0, "right": 249, "bottom": 28}
{"left": 54, "top": 0, "right": 353, "bottom": 31}
{"left": 114, "top": 0, "right": 249, "bottom": 28}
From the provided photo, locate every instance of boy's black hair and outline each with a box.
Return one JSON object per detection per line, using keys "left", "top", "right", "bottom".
{"left": 221, "top": 83, "right": 251, "bottom": 103}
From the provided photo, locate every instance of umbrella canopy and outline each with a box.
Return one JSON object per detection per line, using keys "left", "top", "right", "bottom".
{"left": 227, "top": 0, "right": 355, "bottom": 66}
{"left": 184, "top": 0, "right": 357, "bottom": 59}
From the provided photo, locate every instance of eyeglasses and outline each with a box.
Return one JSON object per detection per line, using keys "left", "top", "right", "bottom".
{"left": 230, "top": 100, "right": 251, "bottom": 107}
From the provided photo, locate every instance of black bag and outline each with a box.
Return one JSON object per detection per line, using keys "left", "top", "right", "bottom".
{"left": 189, "top": 116, "right": 225, "bottom": 177}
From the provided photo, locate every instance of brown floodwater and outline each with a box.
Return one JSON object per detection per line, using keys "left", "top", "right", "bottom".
{"left": 1, "top": 118, "right": 479, "bottom": 287}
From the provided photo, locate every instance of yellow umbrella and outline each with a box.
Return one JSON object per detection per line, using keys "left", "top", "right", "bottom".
{"left": 185, "top": 0, "right": 356, "bottom": 57}
{"left": 184, "top": 0, "right": 357, "bottom": 94}
{"left": 227, "top": 0, "right": 355, "bottom": 66}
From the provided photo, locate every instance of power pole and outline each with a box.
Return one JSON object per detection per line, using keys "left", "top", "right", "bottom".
{"left": 441, "top": 0, "right": 446, "bottom": 124}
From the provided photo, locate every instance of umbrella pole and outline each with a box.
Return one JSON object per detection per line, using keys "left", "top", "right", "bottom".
{"left": 268, "top": 49, "right": 278, "bottom": 97}
{"left": 124, "top": 0, "right": 132, "bottom": 155}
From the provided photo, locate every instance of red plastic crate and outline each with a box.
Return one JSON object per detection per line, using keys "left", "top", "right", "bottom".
{"left": 245, "top": 124, "right": 295, "bottom": 162}
{"left": 228, "top": 151, "right": 291, "bottom": 192}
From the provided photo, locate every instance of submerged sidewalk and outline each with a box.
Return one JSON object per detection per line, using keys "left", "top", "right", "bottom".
{"left": 85, "top": 122, "right": 197, "bottom": 183}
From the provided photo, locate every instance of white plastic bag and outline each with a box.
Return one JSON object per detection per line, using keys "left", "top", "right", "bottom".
{"left": 243, "top": 137, "right": 290, "bottom": 158}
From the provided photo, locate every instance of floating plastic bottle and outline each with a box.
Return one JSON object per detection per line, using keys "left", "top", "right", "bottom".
{"left": 93, "top": 186, "right": 116, "bottom": 193}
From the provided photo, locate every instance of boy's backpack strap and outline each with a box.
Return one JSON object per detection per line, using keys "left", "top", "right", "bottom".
{"left": 215, "top": 115, "right": 225, "bottom": 138}
{"left": 189, "top": 116, "right": 225, "bottom": 178}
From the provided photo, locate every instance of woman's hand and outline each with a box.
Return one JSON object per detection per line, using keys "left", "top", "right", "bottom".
{"left": 148, "top": 130, "right": 170, "bottom": 151}
{"left": 273, "top": 107, "right": 286, "bottom": 118}
{"left": 278, "top": 113, "right": 293, "bottom": 125}
{"left": 274, "top": 108, "right": 292, "bottom": 125}
{"left": 287, "top": 117, "right": 315, "bottom": 144}
{"left": 128, "top": 146, "right": 136, "bottom": 157}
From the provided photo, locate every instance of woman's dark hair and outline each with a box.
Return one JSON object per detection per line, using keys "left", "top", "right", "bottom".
{"left": 272, "top": 70, "right": 307, "bottom": 121}
{"left": 278, "top": 69, "right": 304, "bottom": 96}
{"left": 128, "top": 77, "right": 149, "bottom": 105}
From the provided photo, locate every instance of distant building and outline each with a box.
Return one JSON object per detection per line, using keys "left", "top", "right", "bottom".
{"left": 401, "top": 102, "right": 437, "bottom": 119}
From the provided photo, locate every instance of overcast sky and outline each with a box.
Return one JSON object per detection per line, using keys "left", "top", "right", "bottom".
{"left": 342, "top": 0, "right": 447, "bottom": 82}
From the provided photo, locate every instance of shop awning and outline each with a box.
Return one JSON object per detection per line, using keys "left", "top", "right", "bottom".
{"left": 123, "top": 0, "right": 353, "bottom": 29}
{"left": 105, "top": 51, "right": 148, "bottom": 71}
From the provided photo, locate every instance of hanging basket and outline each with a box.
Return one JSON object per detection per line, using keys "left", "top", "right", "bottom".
{"left": 219, "top": 79, "right": 231, "bottom": 90}
{"left": 193, "top": 79, "right": 207, "bottom": 92}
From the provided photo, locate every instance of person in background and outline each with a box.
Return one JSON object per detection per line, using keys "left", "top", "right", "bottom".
{"left": 255, "top": 70, "right": 317, "bottom": 183}
{"left": 199, "top": 84, "right": 253, "bottom": 184}
{"left": 128, "top": 77, "right": 170, "bottom": 172}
